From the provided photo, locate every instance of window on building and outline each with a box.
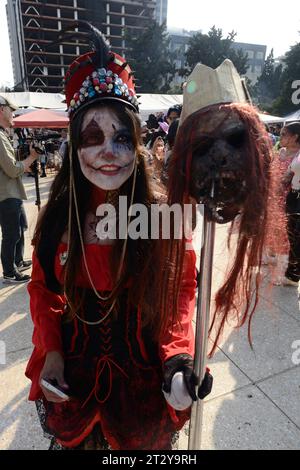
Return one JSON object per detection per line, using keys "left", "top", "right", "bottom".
{"left": 256, "top": 51, "right": 264, "bottom": 60}
{"left": 175, "top": 75, "right": 183, "bottom": 85}
{"left": 246, "top": 50, "right": 254, "bottom": 59}
{"left": 254, "top": 65, "right": 262, "bottom": 74}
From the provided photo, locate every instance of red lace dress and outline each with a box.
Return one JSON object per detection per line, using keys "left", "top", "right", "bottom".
{"left": 25, "top": 242, "right": 196, "bottom": 450}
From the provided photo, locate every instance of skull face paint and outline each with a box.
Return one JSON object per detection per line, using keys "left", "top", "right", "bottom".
{"left": 78, "top": 107, "right": 136, "bottom": 190}
{"left": 189, "top": 108, "right": 248, "bottom": 223}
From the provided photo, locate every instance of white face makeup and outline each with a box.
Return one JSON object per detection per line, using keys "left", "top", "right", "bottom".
{"left": 78, "top": 106, "right": 136, "bottom": 190}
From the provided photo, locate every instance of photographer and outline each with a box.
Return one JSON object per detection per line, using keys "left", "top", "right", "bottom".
{"left": 0, "top": 95, "right": 38, "bottom": 283}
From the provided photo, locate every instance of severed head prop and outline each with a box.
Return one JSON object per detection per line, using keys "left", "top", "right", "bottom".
{"left": 177, "top": 59, "right": 271, "bottom": 223}
{"left": 163, "top": 60, "right": 273, "bottom": 353}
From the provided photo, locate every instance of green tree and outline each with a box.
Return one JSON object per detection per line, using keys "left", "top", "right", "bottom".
{"left": 272, "top": 41, "right": 300, "bottom": 115}
{"left": 125, "top": 21, "right": 175, "bottom": 93}
{"left": 253, "top": 49, "right": 283, "bottom": 110}
{"left": 184, "top": 26, "right": 249, "bottom": 75}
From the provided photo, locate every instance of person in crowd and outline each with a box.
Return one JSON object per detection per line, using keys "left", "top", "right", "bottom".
{"left": 274, "top": 124, "right": 283, "bottom": 137}
{"left": 166, "top": 105, "right": 182, "bottom": 125}
{"left": 280, "top": 122, "right": 300, "bottom": 286}
{"left": 149, "top": 136, "right": 167, "bottom": 186}
{"left": 151, "top": 136, "right": 166, "bottom": 161}
{"left": 140, "top": 120, "right": 148, "bottom": 144}
{"left": 265, "top": 124, "right": 277, "bottom": 146}
{"left": 146, "top": 113, "right": 159, "bottom": 131}
{"left": 165, "top": 118, "right": 180, "bottom": 163}
{"left": 264, "top": 135, "right": 294, "bottom": 285}
{"left": 0, "top": 95, "right": 38, "bottom": 283}
{"left": 147, "top": 121, "right": 168, "bottom": 151}
{"left": 58, "top": 129, "right": 68, "bottom": 161}
{"left": 144, "top": 114, "right": 161, "bottom": 148}
{"left": 39, "top": 143, "right": 48, "bottom": 178}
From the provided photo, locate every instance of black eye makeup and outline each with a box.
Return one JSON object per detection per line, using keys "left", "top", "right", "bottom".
{"left": 113, "top": 129, "right": 133, "bottom": 149}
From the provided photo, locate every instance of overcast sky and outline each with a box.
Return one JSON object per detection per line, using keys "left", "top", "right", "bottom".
{"left": 1, "top": 0, "right": 300, "bottom": 86}
{"left": 168, "top": 0, "right": 300, "bottom": 56}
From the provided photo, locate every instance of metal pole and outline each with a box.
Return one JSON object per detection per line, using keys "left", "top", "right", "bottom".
{"left": 188, "top": 205, "right": 216, "bottom": 450}
{"left": 33, "top": 160, "right": 41, "bottom": 212}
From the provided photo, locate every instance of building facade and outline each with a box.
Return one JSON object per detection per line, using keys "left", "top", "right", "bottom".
{"left": 231, "top": 42, "right": 267, "bottom": 84}
{"left": 155, "top": 0, "right": 167, "bottom": 25}
{"left": 6, "top": 0, "right": 160, "bottom": 92}
{"left": 168, "top": 28, "right": 193, "bottom": 89}
{"left": 168, "top": 29, "right": 267, "bottom": 88}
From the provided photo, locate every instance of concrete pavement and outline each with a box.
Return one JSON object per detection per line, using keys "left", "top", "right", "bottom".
{"left": 0, "top": 175, "right": 300, "bottom": 450}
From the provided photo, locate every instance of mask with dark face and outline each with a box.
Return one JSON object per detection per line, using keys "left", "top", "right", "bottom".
{"left": 189, "top": 107, "right": 250, "bottom": 224}
{"left": 163, "top": 61, "right": 274, "bottom": 358}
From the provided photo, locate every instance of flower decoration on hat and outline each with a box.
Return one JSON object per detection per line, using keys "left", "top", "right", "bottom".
{"left": 62, "top": 22, "right": 139, "bottom": 117}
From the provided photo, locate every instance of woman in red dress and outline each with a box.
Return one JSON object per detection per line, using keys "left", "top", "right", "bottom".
{"left": 25, "top": 24, "right": 198, "bottom": 450}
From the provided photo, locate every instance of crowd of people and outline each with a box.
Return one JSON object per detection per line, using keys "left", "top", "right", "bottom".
{"left": 0, "top": 22, "right": 300, "bottom": 451}
{"left": 264, "top": 122, "right": 300, "bottom": 286}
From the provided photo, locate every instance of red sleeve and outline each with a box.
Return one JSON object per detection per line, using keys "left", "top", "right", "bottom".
{"left": 159, "top": 247, "right": 197, "bottom": 363}
{"left": 27, "top": 251, "right": 65, "bottom": 355}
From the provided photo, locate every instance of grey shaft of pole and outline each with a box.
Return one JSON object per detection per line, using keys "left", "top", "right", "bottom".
{"left": 188, "top": 211, "right": 216, "bottom": 450}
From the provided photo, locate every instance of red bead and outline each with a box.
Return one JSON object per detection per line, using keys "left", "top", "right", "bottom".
{"left": 100, "top": 83, "right": 108, "bottom": 92}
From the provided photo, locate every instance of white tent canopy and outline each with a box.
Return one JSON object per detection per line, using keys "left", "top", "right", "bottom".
{"left": 138, "top": 94, "right": 183, "bottom": 121}
{"left": 0, "top": 92, "right": 66, "bottom": 109}
{"left": 0, "top": 92, "right": 182, "bottom": 119}
{"left": 0, "top": 91, "right": 288, "bottom": 124}
{"left": 284, "top": 109, "right": 300, "bottom": 122}
{"left": 259, "top": 113, "right": 286, "bottom": 124}
{"left": 139, "top": 96, "right": 286, "bottom": 124}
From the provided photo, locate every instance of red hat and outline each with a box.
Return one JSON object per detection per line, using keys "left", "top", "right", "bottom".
{"left": 63, "top": 23, "right": 139, "bottom": 117}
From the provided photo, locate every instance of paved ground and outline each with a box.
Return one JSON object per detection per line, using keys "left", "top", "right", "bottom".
{"left": 0, "top": 175, "right": 300, "bottom": 450}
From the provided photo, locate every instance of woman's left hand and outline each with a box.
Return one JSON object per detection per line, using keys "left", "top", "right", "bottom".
{"left": 163, "top": 354, "right": 199, "bottom": 401}
{"left": 163, "top": 354, "right": 214, "bottom": 402}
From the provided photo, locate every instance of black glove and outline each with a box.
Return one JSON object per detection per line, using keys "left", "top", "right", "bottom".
{"left": 198, "top": 368, "right": 213, "bottom": 400}
{"left": 163, "top": 354, "right": 199, "bottom": 401}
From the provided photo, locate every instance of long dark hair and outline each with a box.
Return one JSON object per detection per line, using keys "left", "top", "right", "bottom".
{"left": 34, "top": 101, "right": 156, "bottom": 327}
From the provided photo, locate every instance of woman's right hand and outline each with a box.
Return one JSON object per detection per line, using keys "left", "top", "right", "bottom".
{"left": 39, "top": 351, "right": 69, "bottom": 403}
